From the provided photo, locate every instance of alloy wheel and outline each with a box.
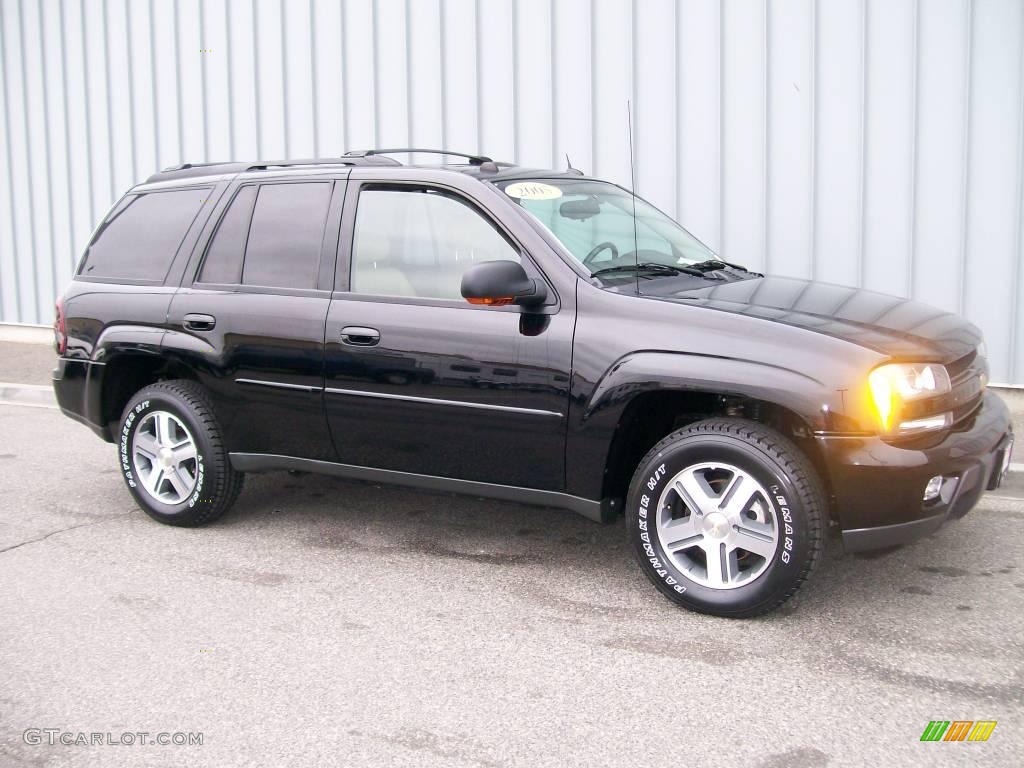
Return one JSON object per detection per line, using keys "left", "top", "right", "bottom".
{"left": 655, "top": 462, "right": 779, "bottom": 589}
{"left": 131, "top": 410, "right": 199, "bottom": 505}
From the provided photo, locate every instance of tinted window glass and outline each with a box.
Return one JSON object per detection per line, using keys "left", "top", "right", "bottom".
{"left": 80, "top": 188, "right": 211, "bottom": 281}
{"left": 351, "top": 188, "right": 519, "bottom": 300}
{"left": 241, "top": 182, "right": 332, "bottom": 289}
{"left": 198, "top": 185, "right": 258, "bottom": 284}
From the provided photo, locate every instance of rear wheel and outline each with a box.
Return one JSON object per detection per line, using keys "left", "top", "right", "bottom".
{"left": 118, "top": 380, "right": 243, "bottom": 526}
{"left": 626, "top": 418, "right": 824, "bottom": 617}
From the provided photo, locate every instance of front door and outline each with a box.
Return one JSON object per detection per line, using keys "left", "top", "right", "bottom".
{"left": 323, "top": 181, "right": 572, "bottom": 490}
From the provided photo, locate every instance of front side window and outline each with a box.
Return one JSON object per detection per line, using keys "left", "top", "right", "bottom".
{"left": 80, "top": 188, "right": 211, "bottom": 281}
{"left": 350, "top": 187, "right": 520, "bottom": 300}
{"left": 497, "top": 179, "right": 716, "bottom": 275}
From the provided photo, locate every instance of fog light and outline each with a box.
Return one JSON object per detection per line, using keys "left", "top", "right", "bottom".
{"left": 923, "top": 475, "right": 944, "bottom": 502}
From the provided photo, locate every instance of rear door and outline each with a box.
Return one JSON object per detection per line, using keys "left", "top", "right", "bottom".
{"left": 165, "top": 174, "right": 346, "bottom": 460}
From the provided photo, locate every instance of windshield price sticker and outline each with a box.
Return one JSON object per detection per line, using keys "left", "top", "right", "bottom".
{"left": 505, "top": 182, "right": 563, "bottom": 200}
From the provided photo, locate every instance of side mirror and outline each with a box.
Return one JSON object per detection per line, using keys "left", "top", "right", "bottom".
{"left": 460, "top": 260, "right": 548, "bottom": 307}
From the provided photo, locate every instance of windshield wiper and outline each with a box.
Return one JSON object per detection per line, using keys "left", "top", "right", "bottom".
{"left": 686, "top": 259, "right": 763, "bottom": 276}
{"left": 591, "top": 262, "right": 707, "bottom": 279}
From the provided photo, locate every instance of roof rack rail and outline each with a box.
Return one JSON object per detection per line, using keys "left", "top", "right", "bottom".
{"left": 145, "top": 155, "right": 401, "bottom": 183}
{"left": 344, "top": 148, "right": 494, "bottom": 166}
{"left": 160, "top": 161, "right": 228, "bottom": 172}
{"left": 244, "top": 156, "right": 400, "bottom": 171}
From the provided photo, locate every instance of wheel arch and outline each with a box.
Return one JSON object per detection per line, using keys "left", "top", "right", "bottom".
{"left": 99, "top": 354, "right": 201, "bottom": 433}
{"left": 601, "top": 390, "right": 832, "bottom": 510}
{"left": 87, "top": 323, "right": 222, "bottom": 438}
{"left": 568, "top": 351, "right": 842, "bottom": 519}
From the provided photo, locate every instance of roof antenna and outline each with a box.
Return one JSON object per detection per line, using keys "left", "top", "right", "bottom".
{"left": 627, "top": 101, "right": 640, "bottom": 296}
{"left": 565, "top": 153, "right": 583, "bottom": 176}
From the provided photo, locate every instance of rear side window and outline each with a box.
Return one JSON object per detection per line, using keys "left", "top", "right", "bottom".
{"left": 198, "top": 185, "right": 258, "bottom": 284}
{"left": 80, "top": 188, "right": 211, "bottom": 281}
{"left": 241, "top": 182, "right": 332, "bottom": 289}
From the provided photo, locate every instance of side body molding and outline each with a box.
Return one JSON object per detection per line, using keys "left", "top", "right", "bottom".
{"left": 230, "top": 453, "right": 608, "bottom": 522}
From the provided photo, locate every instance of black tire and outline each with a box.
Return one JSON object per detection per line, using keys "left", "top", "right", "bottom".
{"left": 118, "top": 380, "right": 243, "bottom": 526}
{"left": 626, "top": 418, "right": 824, "bottom": 618}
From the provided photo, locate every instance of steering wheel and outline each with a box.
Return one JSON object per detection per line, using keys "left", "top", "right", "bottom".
{"left": 583, "top": 241, "right": 620, "bottom": 267}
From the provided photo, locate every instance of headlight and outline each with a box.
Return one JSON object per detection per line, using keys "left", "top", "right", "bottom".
{"left": 868, "top": 363, "right": 951, "bottom": 434}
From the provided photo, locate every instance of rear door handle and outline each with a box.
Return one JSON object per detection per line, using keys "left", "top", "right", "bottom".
{"left": 340, "top": 326, "right": 380, "bottom": 346}
{"left": 183, "top": 313, "right": 216, "bottom": 331}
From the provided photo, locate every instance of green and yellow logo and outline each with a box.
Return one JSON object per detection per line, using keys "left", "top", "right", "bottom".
{"left": 920, "top": 720, "right": 997, "bottom": 742}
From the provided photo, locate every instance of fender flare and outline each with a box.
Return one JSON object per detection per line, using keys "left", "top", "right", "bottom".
{"left": 566, "top": 351, "right": 845, "bottom": 501}
{"left": 91, "top": 324, "right": 168, "bottom": 364}
{"left": 582, "top": 350, "right": 832, "bottom": 429}
{"left": 84, "top": 325, "right": 212, "bottom": 438}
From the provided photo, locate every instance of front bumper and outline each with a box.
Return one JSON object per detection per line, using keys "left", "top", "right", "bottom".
{"left": 816, "top": 391, "right": 1013, "bottom": 552}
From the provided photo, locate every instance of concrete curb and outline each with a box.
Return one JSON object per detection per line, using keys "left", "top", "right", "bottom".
{"left": 0, "top": 323, "right": 52, "bottom": 345}
{"left": 0, "top": 382, "right": 57, "bottom": 409}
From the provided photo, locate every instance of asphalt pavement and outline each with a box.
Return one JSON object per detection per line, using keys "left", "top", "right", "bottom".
{"left": 0, "top": 342, "right": 1022, "bottom": 767}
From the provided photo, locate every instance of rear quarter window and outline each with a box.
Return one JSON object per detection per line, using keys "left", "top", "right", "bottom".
{"left": 79, "top": 187, "right": 212, "bottom": 281}
{"left": 198, "top": 185, "right": 258, "bottom": 284}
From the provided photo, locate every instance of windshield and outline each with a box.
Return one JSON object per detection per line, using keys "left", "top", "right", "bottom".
{"left": 497, "top": 178, "right": 718, "bottom": 277}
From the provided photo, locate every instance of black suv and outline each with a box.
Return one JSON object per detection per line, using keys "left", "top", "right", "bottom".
{"left": 54, "top": 149, "right": 1014, "bottom": 617}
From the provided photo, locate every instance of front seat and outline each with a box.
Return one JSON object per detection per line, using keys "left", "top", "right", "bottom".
{"left": 351, "top": 237, "right": 417, "bottom": 298}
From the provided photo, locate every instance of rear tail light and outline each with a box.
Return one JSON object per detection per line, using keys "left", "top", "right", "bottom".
{"left": 54, "top": 298, "right": 66, "bottom": 355}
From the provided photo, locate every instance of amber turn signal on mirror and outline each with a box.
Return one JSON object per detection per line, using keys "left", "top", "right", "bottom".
{"left": 465, "top": 296, "right": 516, "bottom": 306}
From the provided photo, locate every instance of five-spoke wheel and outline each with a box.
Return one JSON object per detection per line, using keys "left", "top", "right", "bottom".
{"left": 131, "top": 411, "right": 199, "bottom": 504}
{"left": 656, "top": 462, "right": 778, "bottom": 589}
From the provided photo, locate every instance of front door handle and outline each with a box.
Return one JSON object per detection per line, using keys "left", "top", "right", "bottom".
{"left": 340, "top": 326, "right": 380, "bottom": 346}
{"left": 183, "top": 313, "right": 216, "bottom": 331}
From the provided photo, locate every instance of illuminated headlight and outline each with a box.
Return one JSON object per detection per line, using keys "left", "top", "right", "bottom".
{"left": 868, "top": 363, "right": 951, "bottom": 434}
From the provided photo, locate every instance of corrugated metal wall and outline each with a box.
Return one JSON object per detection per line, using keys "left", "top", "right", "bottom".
{"left": 2, "top": 0, "right": 1023, "bottom": 383}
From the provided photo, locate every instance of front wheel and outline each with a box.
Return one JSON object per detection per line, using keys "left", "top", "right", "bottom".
{"left": 626, "top": 418, "right": 824, "bottom": 617}
{"left": 118, "top": 380, "right": 243, "bottom": 526}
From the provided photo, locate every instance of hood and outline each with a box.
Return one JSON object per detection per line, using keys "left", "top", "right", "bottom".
{"left": 639, "top": 274, "right": 981, "bottom": 363}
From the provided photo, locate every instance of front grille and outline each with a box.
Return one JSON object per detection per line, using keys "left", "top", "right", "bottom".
{"left": 946, "top": 349, "right": 977, "bottom": 380}
{"left": 903, "top": 347, "right": 986, "bottom": 425}
{"left": 950, "top": 395, "right": 983, "bottom": 425}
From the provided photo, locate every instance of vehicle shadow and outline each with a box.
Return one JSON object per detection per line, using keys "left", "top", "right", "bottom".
{"left": 208, "top": 470, "right": 1021, "bottom": 629}
{"left": 221, "top": 469, "right": 633, "bottom": 566}
{"left": 210, "top": 469, "right": 888, "bottom": 620}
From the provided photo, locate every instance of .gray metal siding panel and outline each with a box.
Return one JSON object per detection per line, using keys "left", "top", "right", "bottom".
{"left": 1, "top": 0, "right": 1022, "bottom": 383}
